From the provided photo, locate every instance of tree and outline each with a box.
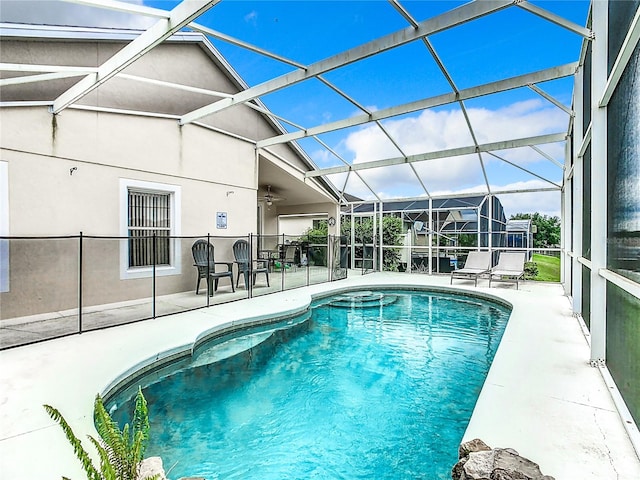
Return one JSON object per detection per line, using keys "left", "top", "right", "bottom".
{"left": 43, "top": 388, "right": 159, "bottom": 480}
{"left": 341, "top": 215, "right": 404, "bottom": 271}
{"left": 510, "top": 212, "right": 561, "bottom": 248}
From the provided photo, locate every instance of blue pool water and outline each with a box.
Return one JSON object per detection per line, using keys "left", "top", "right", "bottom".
{"left": 110, "top": 289, "right": 510, "bottom": 479}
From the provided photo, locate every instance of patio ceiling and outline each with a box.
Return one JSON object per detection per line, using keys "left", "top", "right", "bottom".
{"left": 0, "top": 0, "right": 592, "bottom": 208}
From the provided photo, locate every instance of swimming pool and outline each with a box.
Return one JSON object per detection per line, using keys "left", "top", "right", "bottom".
{"left": 109, "top": 289, "right": 510, "bottom": 479}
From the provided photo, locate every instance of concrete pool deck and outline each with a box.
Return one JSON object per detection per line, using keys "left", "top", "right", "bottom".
{"left": 1, "top": 272, "right": 639, "bottom": 479}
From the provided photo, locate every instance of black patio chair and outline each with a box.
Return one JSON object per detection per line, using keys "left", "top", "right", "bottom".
{"left": 233, "top": 239, "right": 270, "bottom": 289}
{"left": 192, "top": 239, "right": 235, "bottom": 296}
{"left": 283, "top": 244, "right": 299, "bottom": 271}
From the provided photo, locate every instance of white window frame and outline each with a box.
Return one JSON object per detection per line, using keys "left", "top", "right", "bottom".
{"left": 119, "top": 178, "right": 181, "bottom": 280}
{"left": 0, "top": 161, "right": 9, "bottom": 292}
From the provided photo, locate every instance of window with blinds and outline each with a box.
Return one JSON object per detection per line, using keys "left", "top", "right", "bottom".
{"left": 127, "top": 190, "right": 171, "bottom": 268}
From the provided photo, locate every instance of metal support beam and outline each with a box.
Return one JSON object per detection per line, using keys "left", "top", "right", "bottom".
{"left": 488, "top": 194, "right": 493, "bottom": 254}
{"left": 51, "top": 0, "right": 220, "bottom": 114}
{"left": 571, "top": 64, "right": 584, "bottom": 316}
{"left": 305, "top": 132, "right": 566, "bottom": 177}
{"left": 0, "top": 71, "right": 87, "bottom": 87}
{"left": 527, "top": 83, "right": 574, "bottom": 116}
{"left": 486, "top": 152, "right": 561, "bottom": 188}
{"left": 529, "top": 145, "right": 565, "bottom": 169}
{"left": 257, "top": 63, "right": 577, "bottom": 148}
{"left": 517, "top": 1, "right": 594, "bottom": 39}
{"left": 117, "top": 73, "right": 232, "bottom": 98}
{"left": 428, "top": 197, "right": 433, "bottom": 274}
{"left": 0, "top": 101, "right": 53, "bottom": 108}
{"left": 378, "top": 202, "right": 384, "bottom": 271}
{"left": 0, "top": 63, "right": 97, "bottom": 73}
{"left": 179, "top": 0, "right": 514, "bottom": 125}
{"left": 476, "top": 206, "right": 482, "bottom": 252}
{"left": 189, "top": 23, "right": 307, "bottom": 69}
{"left": 578, "top": 123, "right": 592, "bottom": 158}
{"left": 561, "top": 138, "right": 572, "bottom": 291}
{"left": 589, "top": 0, "right": 608, "bottom": 364}
{"left": 349, "top": 204, "right": 356, "bottom": 270}
{"left": 245, "top": 102, "right": 305, "bottom": 130}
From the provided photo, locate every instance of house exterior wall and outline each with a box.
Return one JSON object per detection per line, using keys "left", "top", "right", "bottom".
{"left": 0, "top": 106, "right": 257, "bottom": 318}
{"left": 0, "top": 37, "right": 313, "bottom": 171}
{"left": 1, "top": 107, "right": 257, "bottom": 236}
{"left": 0, "top": 31, "right": 338, "bottom": 322}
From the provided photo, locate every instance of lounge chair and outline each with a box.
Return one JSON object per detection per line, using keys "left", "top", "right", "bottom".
{"left": 450, "top": 251, "right": 491, "bottom": 287}
{"left": 233, "top": 239, "right": 270, "bottom": 289}
{"left": 192, "top": 239, "right": 235, "bottom": 296}
{"left": 488, "top": 252, "right": 526, "bottom": 289}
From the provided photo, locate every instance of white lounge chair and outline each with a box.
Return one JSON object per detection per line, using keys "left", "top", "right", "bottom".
{"left": 489, "top": 252, "right": 526, "bottom": 289}
{"left": 450, "top": 251, "right": 491, "bottom": 287}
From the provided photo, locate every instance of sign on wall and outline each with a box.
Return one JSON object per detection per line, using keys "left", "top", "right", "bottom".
{"left": 216, "top": 212, "right": 227, "bottom": 229}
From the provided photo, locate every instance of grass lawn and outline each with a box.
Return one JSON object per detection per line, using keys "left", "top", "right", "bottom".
{"left": 532, "top": 253, "right": 561, "bottom": 282}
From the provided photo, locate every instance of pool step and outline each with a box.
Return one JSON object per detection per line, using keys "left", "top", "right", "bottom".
{"left": 328, "top": 291, "right": 398, "bottom": 308}
{"left": 191, "top": 331, "right": 273, "bottom": 368}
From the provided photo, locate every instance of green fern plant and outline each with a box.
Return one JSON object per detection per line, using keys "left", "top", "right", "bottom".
{"left": 44, "top": 388, "right": 159, "bottom": 480}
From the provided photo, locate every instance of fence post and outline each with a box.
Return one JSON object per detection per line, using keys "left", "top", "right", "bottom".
{"left": 152, "top": 233, "right": 156, "bottom": 318}
{"left": 248, "top": 233, "right": 253, "bottom": 299}
{"left": 207, "top": 233, "right": 211, "bottom": 307}
{"left": 327, "top": 235, "right": 333, "bottom": 282}
{"left": 78, "top": 231, "right": 83, "bottom": 334}
{"left": 281, "top": 233, "right": 285, "bottom": 291}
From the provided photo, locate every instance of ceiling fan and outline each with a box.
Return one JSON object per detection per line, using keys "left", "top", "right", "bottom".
{"left": 261, "top": 185, "right": 285, "bottom": 207}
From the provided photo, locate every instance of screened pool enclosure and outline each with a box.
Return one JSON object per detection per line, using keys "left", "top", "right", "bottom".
{"left": 341, "top": 194, "right": 510, "bottom": 273}
{"left": 0, "top": 0, "right": 639, "bottom": 454}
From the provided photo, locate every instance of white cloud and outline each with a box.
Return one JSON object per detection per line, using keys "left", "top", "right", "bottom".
{"left": 495, "top": 186, "right": 561, "bottom": 219}
{"left": 310, "top": 148, "right": 333, "bottom": 166}
{"left": 0, "top": 0, "right": 155, "bottom": 29}
{"left": 244, "top": 10, "right": 258, "bottom": 25}
{"left": 337, "top": 99, "right": 568, "bottom": 197}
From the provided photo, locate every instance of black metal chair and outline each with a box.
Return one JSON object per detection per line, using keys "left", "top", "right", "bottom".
{"left": 283, "top": 244, "right": 299, "bottom": 271}
{"left": 233, "top": 239, "right": 270, "bottom": 289}
{"left": 192, "top": 239, "right": 235, "bottom": 295}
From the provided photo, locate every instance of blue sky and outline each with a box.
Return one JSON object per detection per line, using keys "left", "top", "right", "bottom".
{"left": 0, "top": 0, "right": 592, "bottom": 217}
{"left": 185, "top": 0, "right": 589, "bottom": 217}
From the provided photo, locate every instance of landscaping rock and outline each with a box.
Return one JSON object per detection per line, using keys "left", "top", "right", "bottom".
{"left": 463, "top": 450, "right": 496, "bottom": 479}
{"left": 491, "top": 468, "right": 530, "bottom": 480}
{"left": 451, "top": 440, "right": 555, "bottom": 480}
{"left": 451, "top": 455, "right": 468, "bottom": 480}
{"left": 492, "top": 448, "right": 545, "bottom": 479}
{"left": 459, "top": 438, "right": 492, "bottom": 459}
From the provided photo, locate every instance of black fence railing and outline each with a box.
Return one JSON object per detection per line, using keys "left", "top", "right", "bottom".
{"left": 0, "top": 233, "right": 348, "bottom": 350}
{"left": 0, "top": 232, "right": 558, "bottom": 349}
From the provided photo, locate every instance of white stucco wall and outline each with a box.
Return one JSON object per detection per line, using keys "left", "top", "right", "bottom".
{"left": 0, "top": 107, "right": 257, "bottom": 236}
{"left": 0, "top": 106, "right": 259, "bottom": 317}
